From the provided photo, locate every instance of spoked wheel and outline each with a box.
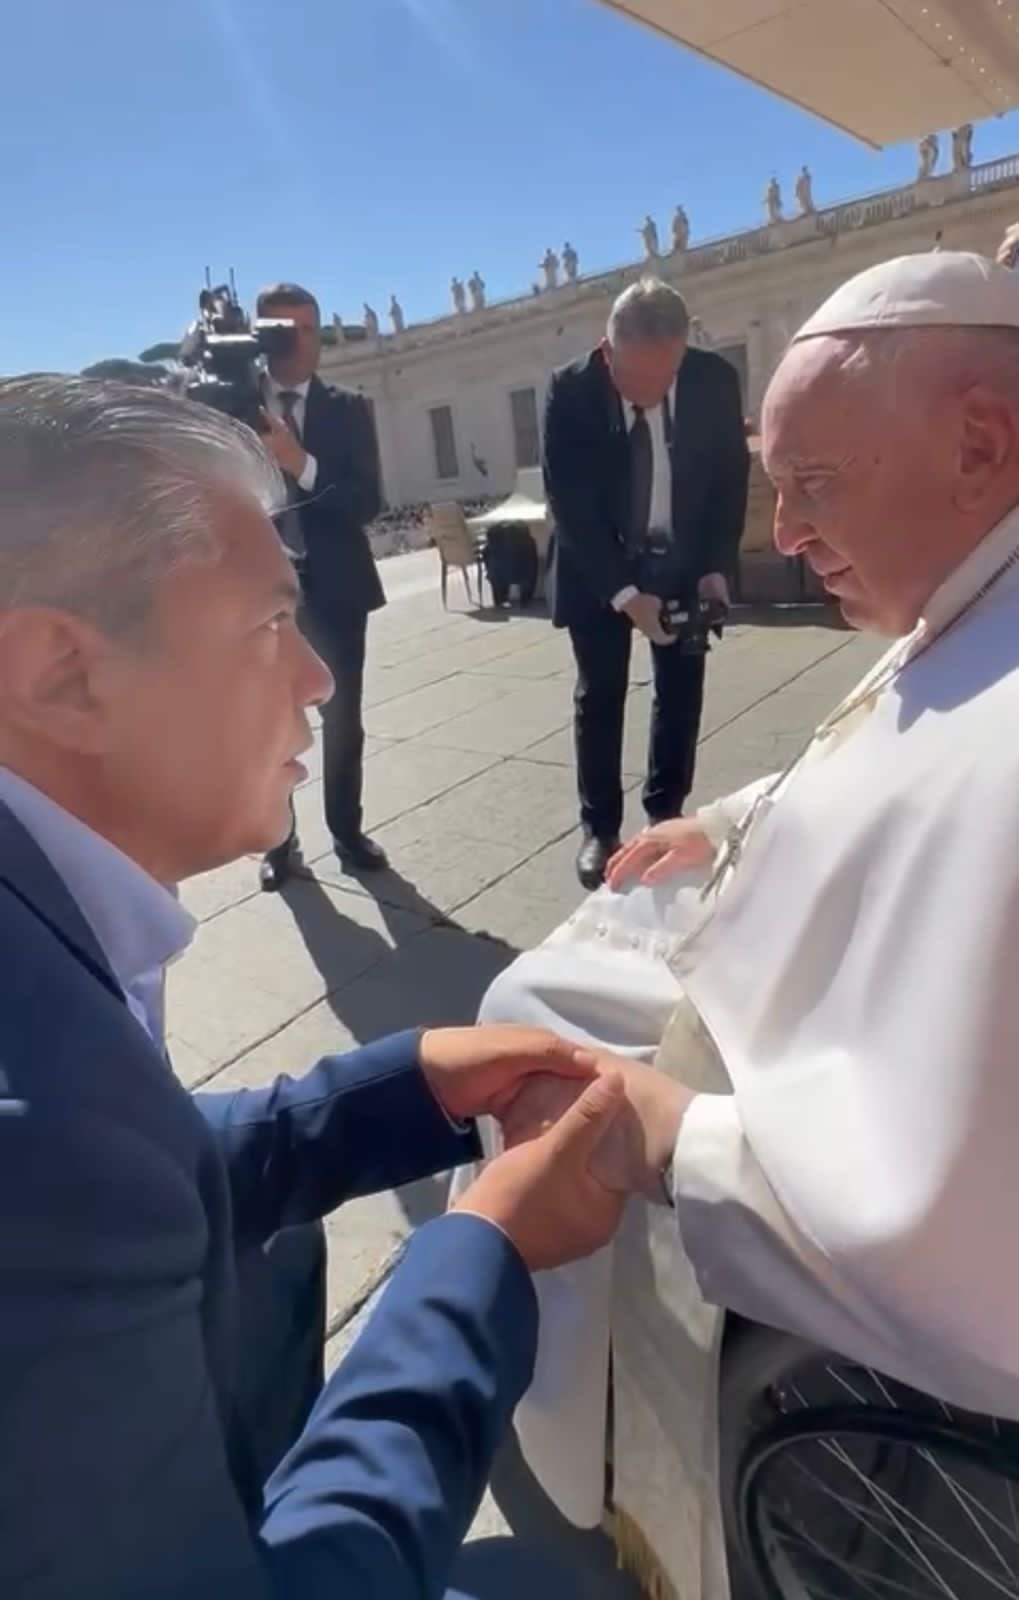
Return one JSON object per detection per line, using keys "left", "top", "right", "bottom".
{"left": 720, "top": 1327, "right": 1019, "bottom": 1600}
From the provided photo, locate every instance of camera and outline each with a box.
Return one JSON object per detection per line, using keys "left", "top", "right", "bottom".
{"left": 660, "top": 596, "right": 728, "bottom": 655}
{"left": 178, "top": 279, "right": 297, "bottom": 431}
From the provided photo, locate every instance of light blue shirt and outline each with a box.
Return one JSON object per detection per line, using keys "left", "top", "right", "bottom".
{"left": 0, "top": 767, "right": 195, "bottom": 1046}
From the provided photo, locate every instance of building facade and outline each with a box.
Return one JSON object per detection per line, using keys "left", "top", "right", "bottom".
{"left": 320, "top": 155, "right": 1019, "bottom": 512}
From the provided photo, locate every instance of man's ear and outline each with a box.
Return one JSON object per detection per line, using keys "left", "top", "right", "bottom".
{"left": 0, "top": 609, "right": 118, "bottom": 754}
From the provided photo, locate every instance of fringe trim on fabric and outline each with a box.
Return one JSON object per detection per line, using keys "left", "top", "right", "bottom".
{"left": 603, "top": 1505, "right": 680, "bottom": 1600}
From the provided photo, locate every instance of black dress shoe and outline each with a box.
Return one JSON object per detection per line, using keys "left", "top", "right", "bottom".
{"left": 334, "top": 832, "right": 389, "bottom": 872}
{"left": 576, "top": 834, "right": 620, "bottom": 891}
{"left": 259, "top": 846, "right": 303, "bottom": 893}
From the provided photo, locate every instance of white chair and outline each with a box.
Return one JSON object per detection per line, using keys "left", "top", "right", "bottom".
{"left": 427, "top": 503, "right": 484, "bottom": 608}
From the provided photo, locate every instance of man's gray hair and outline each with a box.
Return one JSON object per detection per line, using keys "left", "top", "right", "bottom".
{"left": 607, "top": 278, "right": 690, "bottom": 347}
{"left": 0, "top": 375, "right": 284, "bottom": 635}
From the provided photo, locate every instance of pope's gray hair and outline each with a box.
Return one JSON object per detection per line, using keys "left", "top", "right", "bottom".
{"left": 607, "top": 277, "right": 690, "bottom": 348}
{"left": 0, "top": 375, "right": 284, "bottom": 635}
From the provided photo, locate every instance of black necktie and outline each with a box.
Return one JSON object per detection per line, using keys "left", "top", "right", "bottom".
{"left": 276, "top": 390, "right": 306, "bottom": 561}
{"left": 626, "top": 406, "right": 653, "bottom": 553}
{"left": 279, "top": 389, "right": 301, "bottom": 441}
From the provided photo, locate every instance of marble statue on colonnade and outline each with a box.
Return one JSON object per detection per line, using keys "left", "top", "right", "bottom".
{"left": 468, "top": 270, "right": 486, "bottom": 310}
{"left": 795, "top": 164, "right": 815, "bottom": 215}
{"left": 562, "top": 241, "right": 579, "bottom": 282}
{"left": 670, "top": 205, "right": 690, "bottom": 253}
{"left": 451, "top": 276, "right": 467, "bottom": 314}
{"left": 918, "top": 131, "right": 940, "bottom": 180}
{"left": 640, "top": 214, "right": 660, "bottom": 259}
{"left": 764, "top": 176, "right": 783, "bottom": 224}
{"left": 539, "top": 248, "right": 560, "bottom": 290}
{"left": 952, "top": 124, "right": 974, "bottom": 172}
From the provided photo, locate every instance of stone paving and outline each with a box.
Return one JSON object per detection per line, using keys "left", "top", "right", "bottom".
{"left": 167, "top": 552, "right": 880, "bottom": 1594}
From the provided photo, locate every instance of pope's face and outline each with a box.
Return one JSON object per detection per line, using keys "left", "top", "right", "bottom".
{"left": 762, "top": 335, "right": 971, "bottom": 637}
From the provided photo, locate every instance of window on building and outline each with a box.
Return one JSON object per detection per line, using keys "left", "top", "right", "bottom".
{"left": 509, "top": 386, "right": 541, "bottom": 470}
{"left": 429, "top": 405, "right": 459, "bottom": 480}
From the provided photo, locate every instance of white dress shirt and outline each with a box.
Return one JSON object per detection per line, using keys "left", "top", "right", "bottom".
{"left": 0, "top": 767, "right": 195, "bottom": 1047}
{"left": 262, "top": 372, "right": 319, "bottom": 494}
{"left": 613, "top": 394, "right": 673, "bottom": 612}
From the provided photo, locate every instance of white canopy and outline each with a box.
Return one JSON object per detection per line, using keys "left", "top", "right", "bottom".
{"left": 597, "top": 0, "right": 1019, "bottom": 146}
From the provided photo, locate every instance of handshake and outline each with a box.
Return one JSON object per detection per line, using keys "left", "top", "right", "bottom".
{"left": 420, "top": 1025, "right": 689, "bottom": 1274}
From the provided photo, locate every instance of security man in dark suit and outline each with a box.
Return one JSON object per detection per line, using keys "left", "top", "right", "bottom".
{"left": 256, "top": 282, "right": 387, "bottom": 891}
{"left": 543, "top": 278, "right": 750, "bottom": 888}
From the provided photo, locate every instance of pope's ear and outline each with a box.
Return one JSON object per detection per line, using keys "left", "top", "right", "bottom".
{"left": 954, "top": 384, "right": 1014, "bottom": 504}
{"left": 0, "top": 608, "right": 116, "bottom": 754}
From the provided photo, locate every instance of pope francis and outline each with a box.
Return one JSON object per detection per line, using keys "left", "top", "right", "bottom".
{"left": 450, "top": 251, "right": 1019, "bottom": 1597}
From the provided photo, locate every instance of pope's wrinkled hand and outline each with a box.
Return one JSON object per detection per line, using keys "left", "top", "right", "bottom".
{"left": 499, "top": 1052, "right": 691, "bottom": 1202}
{"left": 418, "top": 1024, "right": 596, "bottom": 1124}
{"left": 452, "top": 1073, "right": 628, "bottom": 1271}
{"left": 605, "top": 816, "right": 715, "bottom": 891}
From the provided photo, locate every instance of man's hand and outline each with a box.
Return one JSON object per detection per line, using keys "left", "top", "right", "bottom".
{"left": 498, "top": 1053, "right": 690, "bottom": 1203}
{"left": 622, "top": 591, "right": 675, "bottom": 647}
{"left": 698, "top": 571, "right": 730, "bottom": 608}
{"left": 605, "top": 817, "right": 715, "bottom": 890}
{"left": 419, "top": 1025, "right": 595, "bottom": 1124}
{"left": 452, "top": 1073, "right": 627, "bottom": 1270}
{"left": 260, "top": 409, "right": 309, "bottom": 480}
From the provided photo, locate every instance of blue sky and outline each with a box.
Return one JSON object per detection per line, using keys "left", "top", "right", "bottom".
{"left": 5, "top": 0, "right": 1019, "bottom": 373}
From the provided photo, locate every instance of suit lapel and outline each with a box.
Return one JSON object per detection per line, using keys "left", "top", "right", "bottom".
{"left": 0, "top": 803, "right": 122, "bottom": 1003}
{"left": 670, "top": 352, "right": 700, "bottom": 523}
{"left": 302, "top": 374, "right": 326, "bottom": 453}
{"left": 591, "top": 350, "right": 630, "bottom": 531}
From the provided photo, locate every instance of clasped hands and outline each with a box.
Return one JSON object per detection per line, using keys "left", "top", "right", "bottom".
{"left": 421, "top": 1025, "right": 688, "bottom": 1273}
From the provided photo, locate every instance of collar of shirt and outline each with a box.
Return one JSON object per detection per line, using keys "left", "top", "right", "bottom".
{"left": 0, "top": 767, "right": 195, "bottom": 1039}
{"left": 622, "top": 394, "right": 670, "bottom": 432}
{"left": 264, "top": 373, "right": 311, "bottom": 405}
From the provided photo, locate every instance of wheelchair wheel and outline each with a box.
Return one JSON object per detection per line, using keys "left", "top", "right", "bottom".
{"left": 719, "top": 1326, "right": 1019, "bottom": 1599}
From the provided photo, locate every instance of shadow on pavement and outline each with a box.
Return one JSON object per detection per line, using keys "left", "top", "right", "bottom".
{"left": 279, "top": 869, "right": 519, "bottom": 1231}
{"left": 732, "top": 601, "right": 849, "bottom": 630}
{"left": 479, "top": 1432, "right": 641, "bottom": 1599}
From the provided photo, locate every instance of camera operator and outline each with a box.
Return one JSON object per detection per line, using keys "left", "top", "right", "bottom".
{"left": 254, "top": 282, "right": 388, "bottom": 890}
{"left": 543, "top": 278, "right": 750, "bottom": 889}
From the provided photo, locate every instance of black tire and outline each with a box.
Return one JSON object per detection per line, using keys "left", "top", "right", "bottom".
{"left": 718, "top": 1323, "right": 1019, "bottom": 1599}
{"left": 719, "top": 1324, "right": 818, "bottom": 1598}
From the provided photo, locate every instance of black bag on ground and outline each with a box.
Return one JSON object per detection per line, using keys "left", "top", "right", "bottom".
{"left": 483, "top": 522, "right": 539, "bottom": 606}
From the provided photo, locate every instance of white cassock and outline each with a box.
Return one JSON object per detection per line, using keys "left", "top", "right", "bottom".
{"left": 450, "top": 507, "right": 1019, "bottom": 1597}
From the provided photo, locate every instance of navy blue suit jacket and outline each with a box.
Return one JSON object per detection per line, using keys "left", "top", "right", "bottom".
{"left": 0, "top": 805, "right": 538, "bottom": 1598}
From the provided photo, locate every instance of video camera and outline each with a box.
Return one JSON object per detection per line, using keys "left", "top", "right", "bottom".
{"left": 178, "top": 276, "right": 297, "bottom": 431}
{"left": 660, "top": 596, "right": 728, "bottom": 655}
{"left": 633, "top": 528, "right": 729, "bottom": 655}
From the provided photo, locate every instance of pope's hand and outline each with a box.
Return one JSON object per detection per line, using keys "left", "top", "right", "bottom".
{"left": 499, "top": 1053, "right": 690, "bottom": 1202}
{"left": 452, "top": 1073, "right": 628, "bottom": 1271}
{"left": 419, "top": 1024, "right": 596, "bottom": 1124}
{"left": 605, "top": 816, "right": 715, "bottom": 890}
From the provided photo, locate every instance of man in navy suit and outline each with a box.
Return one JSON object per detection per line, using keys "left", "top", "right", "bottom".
{"left": 0, "top": 375, "right": 631, "bottom": 1599}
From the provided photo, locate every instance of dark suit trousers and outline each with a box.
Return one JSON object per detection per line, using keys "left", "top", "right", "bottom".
{"left": 569, "top": 608, "right": 706, "bottom": 839}
{"left": 271, "top": 604, "right": 368, "bottom": 861}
